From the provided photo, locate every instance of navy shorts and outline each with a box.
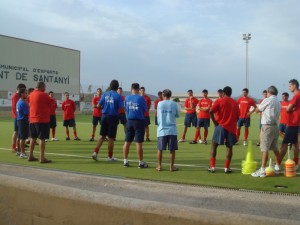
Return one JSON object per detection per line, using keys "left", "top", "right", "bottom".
{"left": 30, "top": 123, "right": 50, "bottom": 140}
{"left": 196, "top": 118, "right": 210, "bottom": 128}
{"left": 118, "top": 113, "right": 127, "bottom": 125}
{"left": 144, "top": 116, "right": 151, "bottom": 126}
{"left": 283, "top": 126, "right": 299, "bottom": 144}
{"left": 100, "top": 115, "right": 118, "bottom": 138}
{"left": 63, "top": 119, "right": 76, "bottom": 127}
{"left": 278, "top": 124, "right": 287, "bottom": 133}
{"left": 237, "top": 118, "right": 251, "bottom": 128}
{"left": 212, "top": 125, "right": 237, "bottom": 147}
{"left": 17, "top": 120, "right": 29, "bottom": 140}
{"left": 157, "top": 135, "right": 178, "bottom": 151}
{"left": 184, "top": 113, "right": 197, "bottom": 127}
{"left": 13, "top": 118, "right": 18, "bottom": 132}
{"left": 92, "top": 116, "right": 101, "bottom": 126}
{"left": 125, "top": 119, "right": 145, "bottom": 143}
{"left": 49, "top": 115, "right": 57, "bottom": 128}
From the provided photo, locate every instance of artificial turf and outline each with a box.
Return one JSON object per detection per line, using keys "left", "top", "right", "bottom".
{"left": 0, "top": 112, "right": 299, "bottom": 194}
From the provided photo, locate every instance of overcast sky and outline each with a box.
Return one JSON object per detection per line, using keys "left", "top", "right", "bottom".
{"left": 1, "top": 0, "right": 299, "bottom": 98}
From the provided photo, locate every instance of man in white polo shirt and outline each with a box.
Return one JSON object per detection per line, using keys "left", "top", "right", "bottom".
{"left": 251, "top": 86, "right": 281, "bottom": 177}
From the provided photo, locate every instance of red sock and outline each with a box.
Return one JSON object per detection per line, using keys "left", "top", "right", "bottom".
{"left": 52, "top": 128, "right": 55, "bottom": 138}
{"left": 108, "top": 151, "right": 113, "bottom": 158}
{"left": 204, "top": 129, "right": 208, "bottom": 141}
{"left": 294, "top": 157, "right": 299, "bottom": 166}
{"left": 276, "top": 158, "right": 281, "bottom": 165}
{"left": 94, "top": 147, "right": 100, "bottom": 154}
{"left": 74, "top": 131, "right": 77, "bottom": 138}
{"left": 66, "top": 130, "right": 70, "bottom": 137}
{"left": 244, "top": 128, "right": 249, "bottom": 141}
{"left": 91, "top": 134, "right": 95, "bottom": 138}
{"left": 210, "top": 157, "right": 216, "bottom": 168}
{"left": 12, "top": 144, "right": 16, "bottom": 149}
{"left": 194, "top": 129, "right": 200, "bottom": 141}
{"left": 225, "top": 160, "right": 231, "bottom": 169}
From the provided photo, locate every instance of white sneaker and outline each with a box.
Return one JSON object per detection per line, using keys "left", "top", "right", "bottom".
{"left": 19, "top": 153, "right": 28, "bottom": 159}
{"left": 243, "top": 141, "right": 248, "bottom": 146}
{"left": 251, "top": 168, "right": 266, "bottom": 177}
{"left": 199, "top": 140, "right": 204, "bottom": 144}
{"left": 107, "top": 157, "right": 118, "bottom": 161}
{"left": 51, "top": 138, "right": 59, "bottom": 141}
{"left": 178, "top": 138, "right": 185, "bottom": 143}
{"left": 274, "top": 164, "right": 280, "bottom": 174}
{"left": 92, "top": 152, "right": 98, "bottom": 161}
{"left": 45, "top": 139, "right": 49, "bottom": 142}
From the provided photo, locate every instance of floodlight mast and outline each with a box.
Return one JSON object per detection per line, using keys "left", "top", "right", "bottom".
{"left": 243, "top": 33, "right": 251, "bottom": 90}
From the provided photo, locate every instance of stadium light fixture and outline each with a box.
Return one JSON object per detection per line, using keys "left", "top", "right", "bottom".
{"left": 243, "top": 33, "right": 251, "bottom": 90}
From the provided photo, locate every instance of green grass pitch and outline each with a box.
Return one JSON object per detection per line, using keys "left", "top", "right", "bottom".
{"left": 0, "top": 112, "right": 299, "bottom": 193}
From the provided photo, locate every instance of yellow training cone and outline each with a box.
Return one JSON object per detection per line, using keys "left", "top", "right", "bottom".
{"left": 241, "top": 140, "right": 257, "bottom": 174}
{"left": 265, "top": 158, "right": 275, "bottom": 177}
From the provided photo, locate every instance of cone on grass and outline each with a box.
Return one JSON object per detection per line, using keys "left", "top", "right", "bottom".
{"left": 284, "top": 145, "right": 296, "bottom": 178}
{"left": 265, "top": 158, "right": 275, "bottom": 177}
{"left": 241, "top": 140, "right": 257, "bottom": 174}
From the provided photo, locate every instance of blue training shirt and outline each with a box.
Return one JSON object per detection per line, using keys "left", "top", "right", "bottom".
{"left": 157, "top": 100, "right": 179, "bottom": 137}
{"left": 125, "top": 94, "right": 148, "bottom": 120}
{"left": 16, "top": 99, "right": 29, "bottom": 121}
{"left": 99, "top": 90, "right": 124, "bottom": 116}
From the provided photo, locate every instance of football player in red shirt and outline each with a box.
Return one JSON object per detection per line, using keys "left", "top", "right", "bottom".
{"left": 49, "top": 91, "right": 59, "bottom": 141}
{"left": 90, "top": 88, "right": 102, "bottom": 141}
{"left": 117, "top": 87, "right": 127, "bottom": 134}
{"left": 190, "top": 89, "right": 212, "bottom": 144}
{"left": 209, "top": 86, "right": 239, "bottom": 173}
{"left": 140, "top": 87, "right": 152, "bottom": 141}
{"left": 178, "top": 90, "right": 198, "bottom": 142}
{"left": 62, "top": 92, "right": 80, "bottom": 141}
{"left": 236, "top": 88, "right": 257, "bottom": 146}
{"left": 279, "top": 92, "right": 290, "bottom": 138}
{"left": 154, "top": 91, "right": 163, "bottom": 126}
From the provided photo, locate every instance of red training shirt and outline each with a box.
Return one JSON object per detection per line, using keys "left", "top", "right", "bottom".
{"left": 211, "top": 96, "right": 239, "bottom": 134}
{"left": 286, "top": 92, "right": 300, "bottom": 126}
{"left": 11, "top": 92, "right": 19, "bottom": 119}
{"left": 29, "top": 89, "right": 52, "bottom": 123}
{"left": 154, "top": 97, "right": 163, "bottom": 116}
{"left": 184, "top": 97, "right": 198, "bottom": 114}
{"left": 237, "top": 96, "right": 256, "bottom": 118}
{"left": 197, "top": 98, "right": 212, "bottom": 119}
{"left": 49, "top": 97, "right": 57, "bottom": 116}
{"left": 280, "top": 101, "right": 290, "bottom": 125}
{"left": 62, "top": 99, "right": 76, "bottom": 120}
{"left": 118, "top": 95, "right": 126, "bottom": 114}
{"left": 92, "top": 96, "right": 102, "bottom": 117}
{"left": 143, "top": 95, "right": 151, "bottom": 117}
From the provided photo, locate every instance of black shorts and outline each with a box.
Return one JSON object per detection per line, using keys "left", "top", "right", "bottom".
{"left": 92, "top": 116, "right": 101, "bottom": 126}
{"left": 283, "top": 126, "right": 299, "bottom": 144}
{"left": 184, "top": 113, "right": 197, "bottom": 127}
{"left": 100, "top": 115, "right": 118, "bottom": 138}
{"left": 237, "top": 118, "right": 251, "bottom": 128}
{"left": 17, "top": 119, "right": 29, "bottom": 140}
{"left": 63, "top": 119, "right": 76, "bottom": 127}
{"left": 49, "top": 115, "right": 57, "bottom": 128}
{"left": 144, "top": 116, "right": 151, "bottom": 126}
{"left": 212, "top": 125, "right": 237, "bottom": 147}
{"left": 118, "top": 113, "right": 127, "bottom": 125}
{"left": 157, "top": 135, "right": 178, "bottom": 151}
{"left": 125, "top": 119, "right": 145, "bottom": 143}
{"left": 30, "top": 123, "right": 50, "bottom": 140}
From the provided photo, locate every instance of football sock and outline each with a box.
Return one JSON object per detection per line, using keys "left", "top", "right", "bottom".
{"left": 66, "top": 130, "right": 70, "bottom": 137}
{"left": 225, "top": 160, "right": 231, "bottom": 169}
{"left": 204, "top": 129, "right": 208, "bottom": 141}
{"left": 94, "top": 147, "right": 99, "bottom": 154}
{"left": 210, "top": 157, "right": 216, "bottom": 168}
{"left": 52, "top": 128, "right": 55, "bottom": 138}
{"left": 294, "top": 157, "right": 299, "bottom": 166}
{"left": 108, "top": 151, "right": 113, "bottom": 158}
{"left": 91, "top": 134, "right": 94, "bottom": 139}
{"left": 74, "top": 131, "right": 77, "bottom": 138}
{"left": 194, "top": 129, "right": 200, "bottom": 141}
{"left": 244, "top": 128, "right": 249, "bottom": 140}
{"left": 12, "top": 144, "right": 16, "bottom": 150}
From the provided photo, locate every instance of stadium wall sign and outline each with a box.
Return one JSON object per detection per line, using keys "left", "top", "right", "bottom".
{"left": 0, "top": 35, "right": 80, "bottom": 95}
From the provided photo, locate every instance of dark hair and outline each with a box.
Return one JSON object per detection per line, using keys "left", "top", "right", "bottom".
{"left": 48, "top": 91, "right": 54, "bottom": 94}
{"left": 140, "top": 87, "right": 145, "bottom": 90}
{"left": 282, "top": 92, "right": 289, "bottom": 97}
{"left": 187, "top": 89, "right": 193, "bottom": 93}
{"left": 162, "top": 89, "right": 172, "bottom": 98}
{"left": 242, "top": 88, "right": 249, "bottom": 93}
{"left": 223, "top": 86, "right": 232, "bottom": 97}
{"left": 217, "top": 89, "right": 223, "bottom": 93}
{"left": 64, "top": 92, "right": 69, "bottom": 95}
{"left": 202, "top": 89, "right": 208, "bottom": 93}
{"left": 262, "top": 90, "right": 267, "bottom": 94}
{"left": 289, "top": 79, "right": 299, "bottom": 89}
{"left": 118, "top": 87, "right": 122, "bottom": 90}
{"left": 109, "top": 80, "right": 119, "bottom": 91}
{"left": 158, "top": 91, "right": 162, "bottom": 95}
{"left": 131, "top": 83, "right": 140, "bottom": 90}
{"left": 18, "top": 88, "right": 26, "bottom": 97}
{"left": 17, "top": 83, "right": 26, "bottom": 90}
{"left": 36, "top": 81, "right": 45, "bottom": 89}
{"left": 267, "top": 86, "right": 278, "bottom": 96}
{"left": 28, "top": 88, "right": 34, "bottom": 94}
{"left": 97, "top": 88, "right": 102, "bottom": 92}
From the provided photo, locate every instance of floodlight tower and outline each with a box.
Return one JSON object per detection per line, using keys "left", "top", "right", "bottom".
{"left": 243, "top": 33, "right": 251, "bottom": 90}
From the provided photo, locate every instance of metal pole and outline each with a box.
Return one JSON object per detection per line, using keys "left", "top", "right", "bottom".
{"left": 246, "top": 39, "right": 249, "bottom": 89}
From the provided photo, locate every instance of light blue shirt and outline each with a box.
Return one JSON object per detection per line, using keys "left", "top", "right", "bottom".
{"left": 157, "top": 100, "right": 179, "bottom": 137}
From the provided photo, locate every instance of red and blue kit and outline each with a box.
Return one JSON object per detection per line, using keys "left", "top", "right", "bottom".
{"left": 237, "top": 97, "right": 256, "bottom": 118}
{"left": 286, "top": 92, "right": 300, "bottom": 126}
{"left": 280, "top": 101, "right": 290, "bottom": 125}
{"left": 49, "top": 97, "right": 57, "bottom": 116}
{"left": 197, "top": 98, "right": 212, "bottom": 119}
{"left": 184, "top": 97, "right": 198, "bottom": 114}
{"left": 62, "top": 99, "right": 76, "bottom": 120}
